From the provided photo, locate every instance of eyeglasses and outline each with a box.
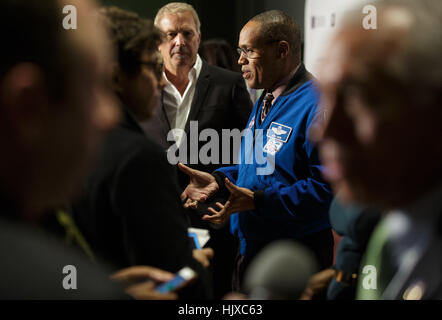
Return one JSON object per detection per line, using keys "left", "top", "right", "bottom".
{"left": 237, "top": 47, "right": 260, "bottom": 59}
{"left": 237, "top": 40, "right": 281, "bottom": 60}
{"left": 139, "top": 61, "right": 164, "bottom": 80}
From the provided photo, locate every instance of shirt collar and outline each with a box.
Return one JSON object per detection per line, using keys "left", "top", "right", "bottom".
{"left": 192, "top": 54, "right": 203, "bottom": 80}
{"left": 163, "top": 54, "right": 203, "bottom": 85}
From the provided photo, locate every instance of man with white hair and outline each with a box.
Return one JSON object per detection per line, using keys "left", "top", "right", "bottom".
{"left": 144, "top": 2, "right": 253, "bottom": 298}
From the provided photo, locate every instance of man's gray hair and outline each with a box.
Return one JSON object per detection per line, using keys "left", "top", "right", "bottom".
{"left": 154, "top": 2, "right": 201, "bottom": 34}
{"left": 250, "top": 10, "right": 301, "bottom": 61}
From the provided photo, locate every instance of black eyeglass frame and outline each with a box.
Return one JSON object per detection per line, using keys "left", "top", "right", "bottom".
{"left": 237, "top": 39, "right": 282, "bottom": 59}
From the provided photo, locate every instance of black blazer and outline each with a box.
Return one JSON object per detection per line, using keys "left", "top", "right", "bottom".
{"left": 71, "top": 108, "right": 212, "bottom": 298}
{"left": 143, "top": 61, "right": 253, "bottom": 187}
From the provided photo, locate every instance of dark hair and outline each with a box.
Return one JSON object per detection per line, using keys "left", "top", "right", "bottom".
{"left": 199, "top": 39, "right": 239, "bottom": 72}
{"left": 0, "top": 0, "right": 69, "bottom": 100}
{"left": 100, "top": 6, "right": 163, "bottom": 75}
{"left": 250, "top": 10, "right": 301, "bottom": 61}
{"left": 341, "top": 0, "right": 442, "bottom": 111}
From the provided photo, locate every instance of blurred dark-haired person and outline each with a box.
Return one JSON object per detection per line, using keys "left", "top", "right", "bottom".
{"left": 70, "top": 6, "right": 213, "bottom": 299}
{"left": 0, "top": 0, "right": 124, "bottom": 298}
{"left": 311, "top": 0, "right": 442, "bottom": 299}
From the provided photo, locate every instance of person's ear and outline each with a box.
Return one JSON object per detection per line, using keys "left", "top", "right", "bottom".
{"left": 0, "top": 63, "right": 50, "bottom": 146}
{"left": 158, "top": 37, "right": 167, "bottom": 52}
{"left": 278, "top": 41, "right": 290, "bottom": 59}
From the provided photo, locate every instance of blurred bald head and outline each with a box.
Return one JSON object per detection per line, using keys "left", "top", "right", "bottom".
{"left": 315, "top": 0, "right": 442, "bottom": 208}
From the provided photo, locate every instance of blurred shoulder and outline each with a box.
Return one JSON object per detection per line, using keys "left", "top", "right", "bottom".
{"left": 0, "top": 218, "right": 125, "bottom": 299}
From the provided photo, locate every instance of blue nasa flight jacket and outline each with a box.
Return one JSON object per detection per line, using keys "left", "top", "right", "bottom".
{"left": 215, "top": 64, "right": 332, "bottom": 257}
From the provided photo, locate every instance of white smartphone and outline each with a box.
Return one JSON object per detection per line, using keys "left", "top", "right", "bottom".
{"left": 155, "top": 267, "right": 197, "bottom": 294}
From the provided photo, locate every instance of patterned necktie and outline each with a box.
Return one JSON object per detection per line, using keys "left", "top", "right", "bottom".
{"left": 260, "top": 92, "right": 274, "bottom": 123}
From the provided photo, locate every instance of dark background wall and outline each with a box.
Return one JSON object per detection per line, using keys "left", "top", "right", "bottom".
{"left": 235, "top": 0, "right": 305, "bottom": 42}
{"left": 99, "top": 0, "right": 305, "bottom": 49}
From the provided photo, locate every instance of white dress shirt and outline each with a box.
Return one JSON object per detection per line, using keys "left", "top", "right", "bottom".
{"left": 163, "top": 54, "right": 203, "bottom": 147}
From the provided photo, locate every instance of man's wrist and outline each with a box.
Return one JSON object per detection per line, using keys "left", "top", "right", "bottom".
{"left": 212, "top": 171, "right": 228, "bottom": 194}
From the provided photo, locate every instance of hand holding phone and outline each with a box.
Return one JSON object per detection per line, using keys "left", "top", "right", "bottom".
{"left": 155, "top": 267, "right": 197, "bottom": 294}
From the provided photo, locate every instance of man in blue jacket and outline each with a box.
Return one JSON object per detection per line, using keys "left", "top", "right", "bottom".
{"left": 179, "top": 10, "right": 333, "bottom": 290}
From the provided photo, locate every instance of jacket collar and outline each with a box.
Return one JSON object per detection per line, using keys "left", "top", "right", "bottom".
{"left": 280, "top": 63, "right": 313, "bottom": 96}
{"left": 257, "top": 63, "right": 313, "bottom": 107}
{"left": 183, "top": 60, "right": 211, "bottom": 133}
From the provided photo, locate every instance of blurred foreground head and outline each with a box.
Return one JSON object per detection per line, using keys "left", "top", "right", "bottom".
{"left": 243, "top": 240, "right": 318, "bottom": 299}
{"left": 100, "top": 6, "right": 164, "bottom": 121}
{"left": 0, "top": 0, "right": 119, "bottom": 219}
{"left": 312, "top": 0, "right": 442, "bottom": 209}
